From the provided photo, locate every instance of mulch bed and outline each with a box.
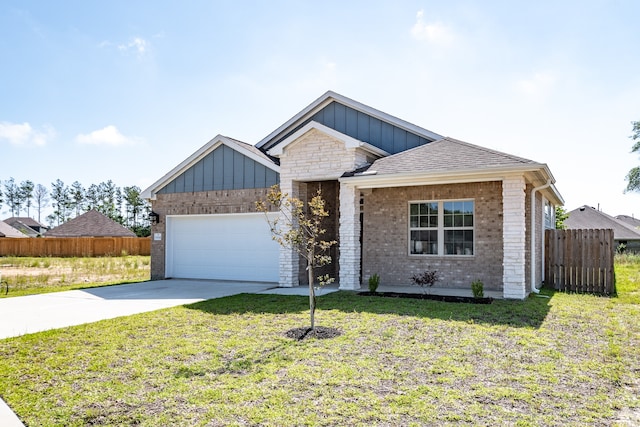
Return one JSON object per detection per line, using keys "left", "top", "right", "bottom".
{"left": 285, "top": 326, "right": 342, "bottom": 340}
{"left": 358, "top": 291, "right": 493, "bottom": 304}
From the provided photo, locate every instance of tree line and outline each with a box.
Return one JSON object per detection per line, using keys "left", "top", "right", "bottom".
{"left": 0, "top": 178, "right": 151, "bottom": 236}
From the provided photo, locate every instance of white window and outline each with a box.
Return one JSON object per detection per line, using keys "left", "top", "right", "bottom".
{"left": 409, "top": 200, "right": 474, "bottom": 256}
{"left": 544, "top": 199, "right": 555, "bottom": 229}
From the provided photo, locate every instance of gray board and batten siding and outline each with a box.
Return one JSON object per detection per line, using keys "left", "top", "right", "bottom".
{"left": 262, "top": 101, "right": 437, "bottom": 155}
{"left": 158, "top": 144, "right": 279, "bottom": 194}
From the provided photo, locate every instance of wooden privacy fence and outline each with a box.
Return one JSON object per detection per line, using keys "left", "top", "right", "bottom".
{"left": 0, "top": 237, "right": 151, "bottom": 257}
{"left": 545, "top": 229, "right": 614, "bottom": 295}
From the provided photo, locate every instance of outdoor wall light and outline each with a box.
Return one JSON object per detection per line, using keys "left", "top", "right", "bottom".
{"left": 149, "top": 211, "right": 160, "bottom": 225}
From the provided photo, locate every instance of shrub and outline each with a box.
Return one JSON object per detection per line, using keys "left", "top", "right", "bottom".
{"left": 368, "top": 273, "right": 380, "bottom": 293}
{"left": 411, "top": 269, "right": 440, "bottom": 292}
{"left": 471, "top": 280, "right": 484, "bottom": 298}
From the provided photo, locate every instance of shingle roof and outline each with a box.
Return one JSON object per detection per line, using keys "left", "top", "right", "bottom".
{"left": 45, "top": 209, "right": 136, "bottom": 237}
{"left": 565, "top": 206, "right": 640, "bottom": 240}
{"left": 0, "top": 221, "right": 29, "bottom": 238}
{"left": 224, "top": 136, "right": 279, "bottom": 165}
{"left": 3, "top": 217, "right": 46, "bottom": 228}
{"left": 615, "top": 215, "right": 640, "bottom": 230}
{"left": 369, "top": 137, "right": 538, "bottom": 175}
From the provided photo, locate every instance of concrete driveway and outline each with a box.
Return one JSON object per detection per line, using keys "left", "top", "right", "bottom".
{"left": 0, "top": 279, "right": 277, "bottom": 340}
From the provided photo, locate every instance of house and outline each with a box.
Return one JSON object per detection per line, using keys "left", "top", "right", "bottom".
{"left": 44, "top": 209, "right": 136, "bottom": 238}
{"left": 616, "top": 214, "right": 640, "bottom": 230}
{"left": 3, "top": 217, "right": 48, "bottom": 237}
{"left": 565, "top": 206, "right": 640, "bottom": 253}
{"left": 142, "top": 91, "right": 563, "bottom": 299}
{"left": 0, "top": 221, "right": 29, "bottom": 238}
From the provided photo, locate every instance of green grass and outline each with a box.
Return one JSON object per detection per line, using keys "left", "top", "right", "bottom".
{"left": 0, "top": 256, "right": 150, "bottom": 297}
{"left": 0, "top": 263, "right": 638, "bottom": 426}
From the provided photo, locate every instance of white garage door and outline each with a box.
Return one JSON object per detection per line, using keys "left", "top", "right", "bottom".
{"left": 166, "top": 213, "right": 280, "bottom": 282}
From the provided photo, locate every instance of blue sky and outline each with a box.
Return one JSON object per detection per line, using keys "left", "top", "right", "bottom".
{"left": 1, "top": 1, "right": 639, "bottom": 218}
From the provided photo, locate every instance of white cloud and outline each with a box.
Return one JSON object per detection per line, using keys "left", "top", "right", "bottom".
{"left": 118, "top": 37, "right": 148, "bottom": 55}
{"left": 411, "top": 10, "right": 454, "bottom": 46}
{"left": 0, "top": 121, "right": 54, "bottom": 146}
{"left": 76, "top": 125, "right": 140, "bottom": 146}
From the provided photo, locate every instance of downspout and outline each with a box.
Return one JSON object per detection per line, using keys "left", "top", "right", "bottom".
{"left": 530, "top": 179, "right": 552, "bottom": 293}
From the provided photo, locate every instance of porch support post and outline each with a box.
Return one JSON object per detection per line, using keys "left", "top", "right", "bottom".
{"left": 278, "top": 179, "right": 299, "bottom": 287}
{"left": 502, "top": 176, "right": 527, "bottom": 299}
{"left": 338, "top": 183, "right": 361, "bottom": 290}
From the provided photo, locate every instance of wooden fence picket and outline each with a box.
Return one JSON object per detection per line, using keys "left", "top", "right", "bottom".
{"left": 544, "top": 229, "right": 614, "bottom": 295}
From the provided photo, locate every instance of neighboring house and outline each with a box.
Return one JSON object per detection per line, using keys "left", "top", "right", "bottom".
{"left": 142, "top": 91, "right": 564, "bottom": 299}
{"left": 566, "top": 206, "right": 640, "bottom": 253}
{"left": 45, "top": 209, "right": 136, "bottom": 238}
{"left": 3, "top": 217, "right": 49, "bottom": 237}
{"left": 616, "top": 214, "right": 640, "bottom": 231}
{"left": 0, "top": 221, "right": 29, "bottom": 238}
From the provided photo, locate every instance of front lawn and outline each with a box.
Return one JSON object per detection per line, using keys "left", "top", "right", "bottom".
{"left": 0, "top": 266, "right": 638, "bottom": 426}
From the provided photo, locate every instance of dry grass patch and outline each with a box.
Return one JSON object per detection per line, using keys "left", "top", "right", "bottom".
{"left": 0, "top": 256, "right": 150, "bottom": 297}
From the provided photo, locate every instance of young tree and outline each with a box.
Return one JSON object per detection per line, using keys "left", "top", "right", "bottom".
{"left": 256, "top": 185, "right": 336, "bottom": 330}
{"left": 19, "top": 180, "right": 34, "bottom": 217}
{"left": 625, "top": 120, "right": 640, "bottom": 192}
{"left": 33, "top": 183, "right": 49, "bottom": 223}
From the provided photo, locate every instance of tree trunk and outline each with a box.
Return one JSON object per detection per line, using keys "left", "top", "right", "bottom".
{"left": 308, "top": 262, "right": 315, "bottom": 330}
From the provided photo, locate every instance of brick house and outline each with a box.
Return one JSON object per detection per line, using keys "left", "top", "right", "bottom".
{"left": 142, "top": 91, "right": 563, "bottom": 299}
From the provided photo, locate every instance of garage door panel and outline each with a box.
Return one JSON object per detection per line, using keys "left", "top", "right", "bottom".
{"left": 167, "top": 214, "right": 279, "bottom": 282}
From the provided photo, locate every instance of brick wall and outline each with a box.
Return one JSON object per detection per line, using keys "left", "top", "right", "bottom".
{"left": 362, "top": 181, "right": 504, "bottom": 290}
{"left": 149, "top": 188, "right": 276, "bottom": 280}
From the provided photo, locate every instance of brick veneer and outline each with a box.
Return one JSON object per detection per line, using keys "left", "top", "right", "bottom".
{"left": 149, "top": 188, "right": 276, "bottom": 280}
{"left": 362, "top": 181, "right": 504, "bottom": 290}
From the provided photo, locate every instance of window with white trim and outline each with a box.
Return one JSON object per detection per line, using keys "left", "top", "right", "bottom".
{"left": 544, "top": 199, "right": 555, "bottom": 230}
{"left": 409, "top": 200, "right": 474, "bottom": 256}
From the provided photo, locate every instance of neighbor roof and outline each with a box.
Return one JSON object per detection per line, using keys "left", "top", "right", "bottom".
{"left": 615, "top": 215, "right": 640, "bottom": 230}
{"left": 0, "top": 221, "right": 29, "bottom": 238}
{"left": 565, "top": 206, "right": 640, "bottom": 241}
{"left": 3, "top": 217, "right": 46, "bottom": 228}
{"left": 45, "top": 209, "right": 136, "bottom": 237}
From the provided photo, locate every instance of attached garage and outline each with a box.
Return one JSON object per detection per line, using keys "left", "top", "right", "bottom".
{"left": 165, "top": 213, "right": 280, "bottom": 282}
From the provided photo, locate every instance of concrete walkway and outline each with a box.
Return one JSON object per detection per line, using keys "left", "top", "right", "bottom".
{"left": 0, "top": 279, "right": 343, "bottom": 426}
{"left": 0, "top": 279, "right": 279, "bottom": 340}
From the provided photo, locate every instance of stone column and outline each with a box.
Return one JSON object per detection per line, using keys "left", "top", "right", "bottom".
{"left": 502, "top": 176, "right": 527, "bottom": 299}
{"left": 278, "top": 179, "right": 299, "bottom": 287}
{"left": 339, "top": 183, "right": 361, "bottom": 290}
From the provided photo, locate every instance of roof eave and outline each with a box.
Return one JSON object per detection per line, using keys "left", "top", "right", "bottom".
{"left": 339, "top": 164, "right": 557, "bottom": 190}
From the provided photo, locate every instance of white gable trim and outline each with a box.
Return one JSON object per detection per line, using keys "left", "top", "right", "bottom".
{"left": 267, "top": 121, "right": 389, "bottom": 158}
{"left": 256, "top": 91, "right": 443, "bottom": 150}
{"left": 141, "top": 135, "right": 279, "bottom": 200}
